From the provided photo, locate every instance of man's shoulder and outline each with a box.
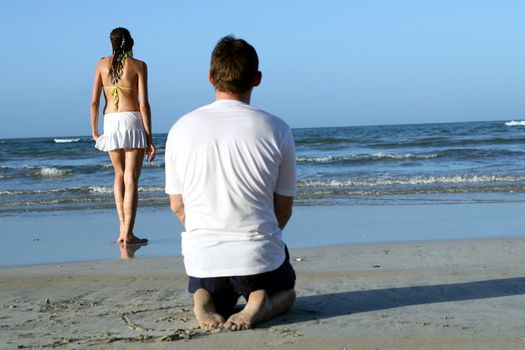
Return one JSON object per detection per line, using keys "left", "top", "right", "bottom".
{"left": 168, "top": 102, "right": 291, "bottom": 138}
{"left": 168, "top": 104, "right": 213, "bottom": 133}
{"left": 246, "top": 105, "right": 290, "bottom": 132}
{"left": 181, "top": 104, "right": 212, "bottom": 120}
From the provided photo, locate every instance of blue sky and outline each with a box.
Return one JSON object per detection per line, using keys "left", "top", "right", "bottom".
{"left": 1, "top": 0, "right": 524, "bottom": 138}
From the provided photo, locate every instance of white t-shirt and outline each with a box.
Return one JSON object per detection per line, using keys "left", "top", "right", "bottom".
{"left": 165, "top": 99, "right": 297, "bottom": 278}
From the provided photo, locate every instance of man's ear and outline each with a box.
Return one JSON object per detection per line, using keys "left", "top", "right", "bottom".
{"left": 208, "top": 70, "right": 214, "bottom": 85}
{"left": 253, "top": 71, "right": 262, "bottom": 87}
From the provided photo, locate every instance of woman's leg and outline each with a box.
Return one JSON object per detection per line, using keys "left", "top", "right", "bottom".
{"left": 108, "top": 150, "right": 126, "bottom": 241}
{"left": 122, "top": 148, "right": 146, "bottom": 243}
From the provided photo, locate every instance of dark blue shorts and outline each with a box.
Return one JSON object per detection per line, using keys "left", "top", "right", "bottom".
{"left": 188, "top": 246, "right": 296, "bottom": 317}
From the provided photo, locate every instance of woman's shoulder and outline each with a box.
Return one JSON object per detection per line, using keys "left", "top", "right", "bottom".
{"left": 127, "top": 58, "right": 147, "bottom": 75}
{"left": 128, "top": 57, "right": 146, "bottom": 66}
{"left": 96, "top": 56, "right": 112, "bottom": 68}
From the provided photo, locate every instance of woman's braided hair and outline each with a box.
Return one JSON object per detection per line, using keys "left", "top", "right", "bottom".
{"left": 109, "top": 27, "right": 134, "bottom": 85}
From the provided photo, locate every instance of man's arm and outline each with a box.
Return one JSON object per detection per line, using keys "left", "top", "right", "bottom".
{"left": 169, "top": 194, "right": 185, "bottom": 225}
{"left": 274, "top": 193, "right": 293, "bottom": 230}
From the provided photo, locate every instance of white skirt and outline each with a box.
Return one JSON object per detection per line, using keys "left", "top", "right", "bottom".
{"left": 95, "top": 111, "right": 147, "bottom": 152}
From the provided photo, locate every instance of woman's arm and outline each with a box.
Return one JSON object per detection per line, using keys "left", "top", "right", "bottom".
{"left": 137, "top": 61, "right": 155, "bottom": 162}
{"left": 90, "top": 61, "right": 103, "bottom": 141}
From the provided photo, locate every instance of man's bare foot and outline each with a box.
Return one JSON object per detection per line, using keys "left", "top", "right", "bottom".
{"left": 224, "top": 289, "right": 296, "bottom": 331}
{"left": 194, "top": 305, "right": 226, "bottom": 331}
{"left": 193, "top": 289, "right": 225, "bottom": 331}
{"left": 224, "top": 289, "right": 269, "bottom": 331}
{"left": 116, "top": 233, "right": 148, "bottom": 244}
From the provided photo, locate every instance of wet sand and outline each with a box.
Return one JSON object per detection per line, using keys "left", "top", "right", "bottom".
{"left": 1, "top": 202, "right": 524, "bottom": 266}
{"left": 2, "top": 238, "right": 525, "bottom": 349}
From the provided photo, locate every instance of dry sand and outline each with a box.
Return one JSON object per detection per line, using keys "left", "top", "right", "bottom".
{"left": 1, "top": 238, "right": 525, "bottom": 349}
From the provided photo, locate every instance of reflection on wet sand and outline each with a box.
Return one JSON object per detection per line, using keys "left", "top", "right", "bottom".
{"left": 118, "top": 242, "right": 147, "bottom": 260}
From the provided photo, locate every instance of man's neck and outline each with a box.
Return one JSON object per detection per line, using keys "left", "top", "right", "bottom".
{"left": 215, "top": 90, "right": 252, "bottom": 104}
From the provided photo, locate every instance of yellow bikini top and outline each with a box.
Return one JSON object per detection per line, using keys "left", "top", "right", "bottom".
{"left": 104, "top": 85, "right": 136, "bottom": 109}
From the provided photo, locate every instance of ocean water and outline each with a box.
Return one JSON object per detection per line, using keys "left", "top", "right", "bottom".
{"left": 1, "top": 120, "right": 525, "bottom": 215}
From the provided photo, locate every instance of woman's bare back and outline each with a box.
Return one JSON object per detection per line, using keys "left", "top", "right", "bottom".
{"left": 98, "top": 56, "right": 146, "bottom": 114}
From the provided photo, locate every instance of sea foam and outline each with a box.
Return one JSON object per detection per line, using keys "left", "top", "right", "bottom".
{"left": 38, "top": 167, "right": 70, "bottom": 178}
{"left": 297, "top": 153, "right": 438, "bottom": 163}
{"left": 88, "top": 186, "right": 164, "bottom": 194}
{"left": 54, "top": 138, "right": 81, "bottom": 143}
{"left": 89, "top": 186, "right": 113, "bottom": 194}
{"left": 299, "top": 175, "right": 525, "bottom": 187}
{"left": 505, "top": 121, "right": 525, "bottom": 126}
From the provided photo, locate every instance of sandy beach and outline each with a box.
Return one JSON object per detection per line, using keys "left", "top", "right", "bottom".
{"left": 2, "top": 237, "right": 525, "bottom": 349}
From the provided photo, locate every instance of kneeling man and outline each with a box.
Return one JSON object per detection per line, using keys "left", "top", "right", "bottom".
{"left": 165, "top": 36, "right": 297, "bottom": 331}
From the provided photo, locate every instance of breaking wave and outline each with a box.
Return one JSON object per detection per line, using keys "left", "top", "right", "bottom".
{"left": 505, "top": 120, "right": 525, "bottom": 126}
{"left": 299, "top": 175, "right": 525, "bottom": 187}
{"left": 54, "top": 138, "right": 81, "bottom": 143}
{"left": 297, "top": 152, "right": 438, "bottom": 163}
{"left": 37, "top": 166, "right": 71, "bottom": 178}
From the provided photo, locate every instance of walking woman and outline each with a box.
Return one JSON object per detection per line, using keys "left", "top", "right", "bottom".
{"left": 90, "top": 27, "right": 155, "bottom": 244}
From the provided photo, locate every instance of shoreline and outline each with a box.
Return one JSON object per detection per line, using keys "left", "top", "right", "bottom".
{"left": 2, "top": 202, "right": 525, "bottom": 267}
{"left": 0, "top": 235, "right": 523, "bottom": 271}
{"left": 2, "top": 202, "right": 524, "bottom": 267}
{"left": 2, "top": 238, "right": 525, "bottom": 349}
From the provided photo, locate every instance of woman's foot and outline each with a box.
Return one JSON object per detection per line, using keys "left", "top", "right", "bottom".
{"left": 116, "top": 233, "right": 148, "bottom": 244}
